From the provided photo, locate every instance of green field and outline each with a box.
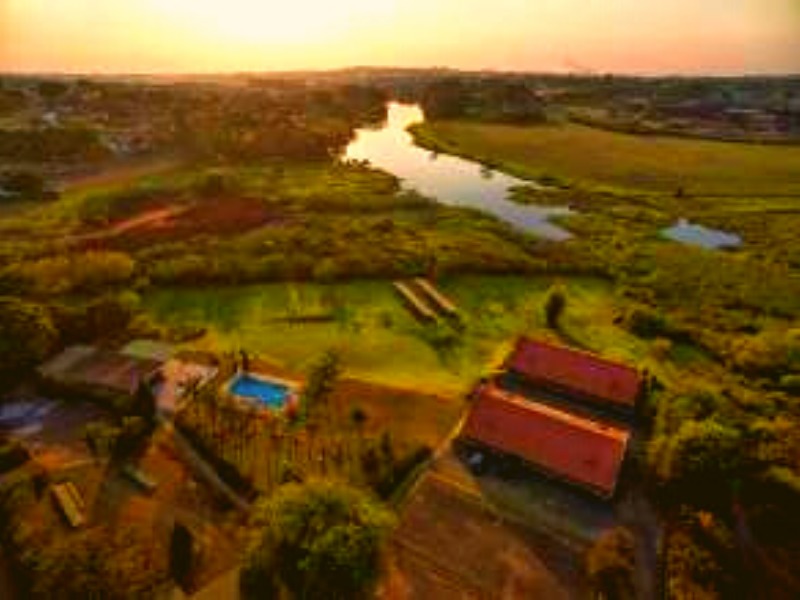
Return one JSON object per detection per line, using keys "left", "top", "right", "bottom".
{"left": 144, "top": 276, "right": 643, "bottom": 394}
{"left": 410, "top": 121, "right": 800, "bottom": 195}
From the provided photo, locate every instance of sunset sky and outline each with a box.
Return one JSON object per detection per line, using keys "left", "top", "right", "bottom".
{"left": 2, "top": 0, "right": 799, "bottom": 75}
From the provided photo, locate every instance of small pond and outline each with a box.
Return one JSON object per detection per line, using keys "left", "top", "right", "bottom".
{"left": 661, "top": 218, "right": 742, "bottom": 250}
{"left": 344, "top": 103, "right": 571, "bottom": 240}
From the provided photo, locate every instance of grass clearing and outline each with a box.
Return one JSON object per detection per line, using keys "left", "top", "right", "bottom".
{"left": 143, "top": 275, "right": 637, "bottom": 394}
{"left": 331, "top": 378, "right": 462, "bottom": 451}
{"left": 411, "top": 120, "right": 800, "bottom": 196}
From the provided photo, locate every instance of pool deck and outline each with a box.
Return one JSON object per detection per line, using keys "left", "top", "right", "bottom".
{"left": 233, "top": 371, "right": 301, "bottom": 391}
{"left": 155, "top": 359, "right": 219, "bottom": 416}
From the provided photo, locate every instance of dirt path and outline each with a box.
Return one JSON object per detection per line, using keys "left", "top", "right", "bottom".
{"left": 70, "top": 205, "right": 187, "bottom": 244}
{"left": 106, "top": 206, "right": 185, "bottom": 235}
{"left": 161, "top": 418, "right": 251, "bottom": 515}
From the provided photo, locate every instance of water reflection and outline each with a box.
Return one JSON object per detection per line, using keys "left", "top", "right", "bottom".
{"left": 344, "top": 103, "right": 571, "bottom": 241}
{"left": 662, "top": 218, "right": 742, "bottom": 249}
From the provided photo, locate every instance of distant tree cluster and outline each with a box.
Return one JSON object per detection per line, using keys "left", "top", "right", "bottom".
{"left": 3, "top": 250, "right": 136, "bottom": 296}
{"left": 173, "top": 85, "right": 386, "bottom": 162}
{"left": 422, "top": 77, "right": 547, "bottom": 124}
{"left": 0, "top": 126, "right": 109, "bottom": 163}
{"left": 0, "top": 169, "right": 54, "bottom": 202}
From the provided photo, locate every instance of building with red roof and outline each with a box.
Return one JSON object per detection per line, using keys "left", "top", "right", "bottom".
{"left": 504, "top": 337, "right": 642, "bottom": 413}
{"left": 461, "top": 385, "right": 630, "bottom": 497}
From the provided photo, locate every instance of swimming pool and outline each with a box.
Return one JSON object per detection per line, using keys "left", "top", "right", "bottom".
{"left": 228, "top": 373, "right": 293, "bottom": 410}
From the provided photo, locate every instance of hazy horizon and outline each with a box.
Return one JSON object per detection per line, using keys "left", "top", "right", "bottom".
{"left": 2, "top": 0, "right": 800, "bottom": 76}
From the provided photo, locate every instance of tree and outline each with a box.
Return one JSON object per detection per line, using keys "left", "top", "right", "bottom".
{"left": 544, "top": 284, "right": 567, "bottom": 329}
{"left": 242, "top": 480, "right": 394, "bottom": 600}
{"left": 302, "top": 350, "right": 342, "bottom": 417}
{"left": 170, "top": 522, "right": 195, "bottom": 588}
{"left": 485, "top": 82, "right": 546, "bottom": 124}
{"left": 134, "top": 380, "right": 157, "bottom": 423}
{"left": 351, "top": 406, "right": 368, "bottom": 446}
{"left": 586, "top": 527, "right": 637, "bottom": 600}
{"left": 37, "top": 80, "right": 68, "bottom": 104}
{"left": 422, "top": 78, "right": 469, "bottom": 119}
{"left": 0, "top": 169, "right": 48, "bottom": 200}
{"left": 0, "top": 296, "right": 57, "bottom": 382}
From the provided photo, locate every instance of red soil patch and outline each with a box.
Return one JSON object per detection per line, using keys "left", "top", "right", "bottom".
{"left": 77, "top": 197, "right": 283, "bottom": 249}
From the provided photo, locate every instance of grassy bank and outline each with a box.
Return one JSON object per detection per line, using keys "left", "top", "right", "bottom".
{"left": 409, "top": 120, "right": 800, "bottom": 196}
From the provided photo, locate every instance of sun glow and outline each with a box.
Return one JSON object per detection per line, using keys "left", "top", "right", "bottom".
{"left": 2, "top": 0, "right": 798, "bottom": 74}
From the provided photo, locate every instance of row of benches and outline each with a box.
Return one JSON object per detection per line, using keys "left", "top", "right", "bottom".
{"left": 393, "top": 278, "right": 459, "bottom": 322}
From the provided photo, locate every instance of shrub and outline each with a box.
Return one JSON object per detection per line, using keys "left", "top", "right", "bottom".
{"left": 0, "top": 296, "right": 57, "bottom": 382}
{"left": 0, "top": 441, "right": 30, "bottom": 474}
{"left": 586, "top": 527, "right": 637, "bottom": 600}
{"left": 650, "top": 337, "right": 673, "bottom": 360}
{"left": 625, "top": 305, "right": 670, "bottom": 339}
{"left": 778, "top": 374, "right": 800, "bottom": 393}
{"left": 665, "top": 529, "right": 726, "bottom": 600}
{"left": 193, "top": 170, "right": 234, "bottom": 197}
{"left": 727, "top": 330, "right": 797, "bottom": 378}
{"left": 0, "top": 169, "right": 49, "bottom": 200}
{"left": 544, "top": 284, "right": 567, "bottom": 329}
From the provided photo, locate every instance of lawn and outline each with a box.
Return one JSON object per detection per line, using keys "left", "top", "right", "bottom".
{"left": 410, "top": 121, "right": 800, "bottom": 196}
{"left": 144, "top": 275, "right": 640, "bottom": 394}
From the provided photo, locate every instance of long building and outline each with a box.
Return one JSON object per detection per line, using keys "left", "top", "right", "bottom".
{"left": 504, "top": 337, "right": 643, "bottom": 416}
{"left": 461, "top": 385, "right": 630, "bottom": 498}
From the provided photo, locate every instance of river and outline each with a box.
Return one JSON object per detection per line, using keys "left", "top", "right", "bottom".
{"left": 344, "top": 103, "right": 571, "bottom": 241}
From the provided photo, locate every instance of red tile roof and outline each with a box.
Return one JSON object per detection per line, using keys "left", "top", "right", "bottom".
{"left": 462, "top": 386, "right": 630, "bottom": 497}
{"left": 506, "top": 338, "right": 642, "bottom": 408}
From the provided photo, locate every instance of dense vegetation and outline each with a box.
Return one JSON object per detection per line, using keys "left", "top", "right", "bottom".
{"left": 0, "top": 126, "right": 109, "bottom": 163}
{"left": 421, "top": 77, "right": 546, "bottom": 123}
{"left": 2, "top": 72, "right": 800, "bottom": 598}
{"left": 0, "top": 162, "right": 542, "bottom": 298}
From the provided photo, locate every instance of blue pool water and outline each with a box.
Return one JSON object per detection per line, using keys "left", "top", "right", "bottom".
{"left": 229, "top": 374, "right": 291, "bottom": 409}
